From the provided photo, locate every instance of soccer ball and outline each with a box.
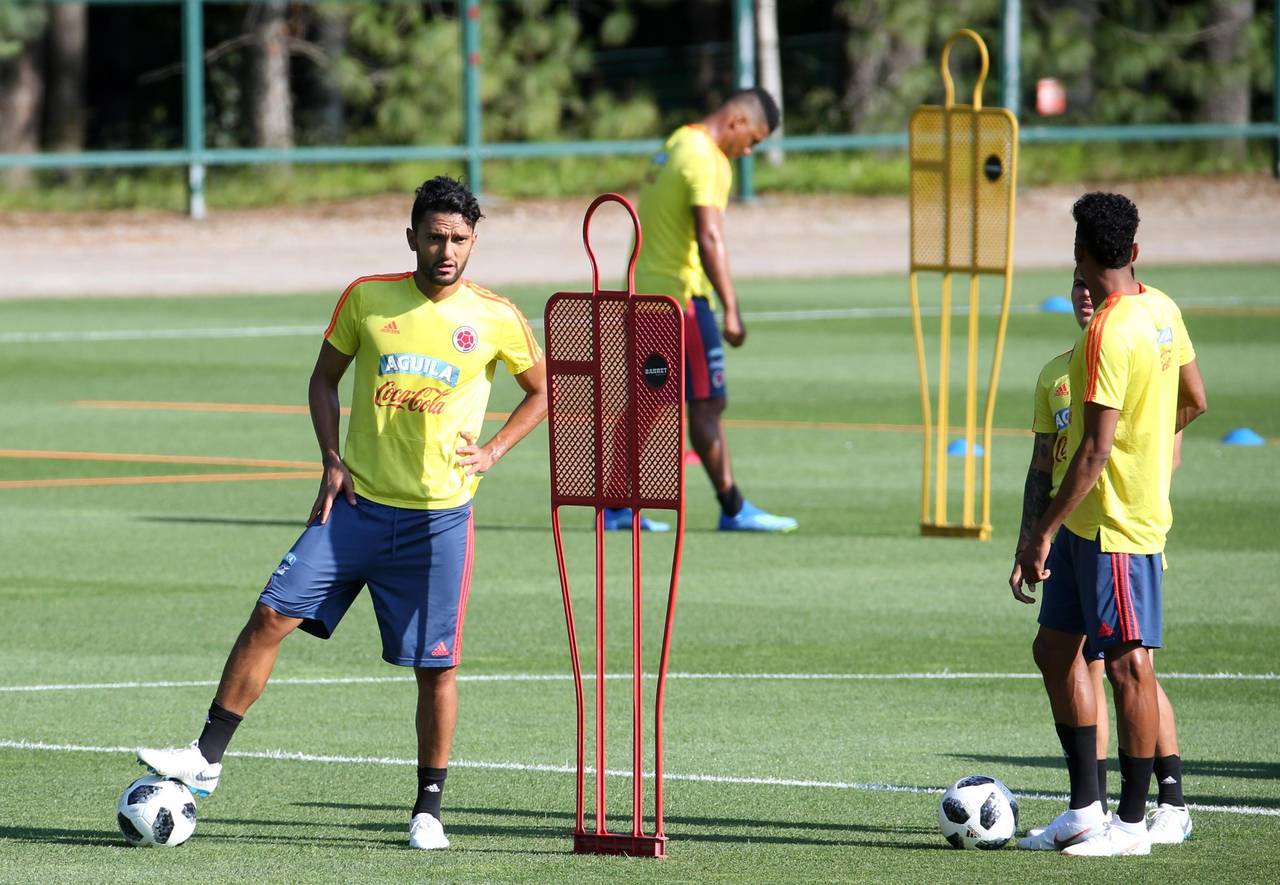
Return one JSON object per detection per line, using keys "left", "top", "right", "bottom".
{"left": 116, "top": 775, "right": 197, "bottom": 847}
{"left": 938, "top": 774, "right": 1018, "bottom": 849}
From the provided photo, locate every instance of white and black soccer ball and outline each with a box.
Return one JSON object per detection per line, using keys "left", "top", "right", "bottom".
{"left": 116, "top": 775, "right": 197, "bottom": 847}
{"left": 938, "top": 774, "right": 1018, "bottom": 849}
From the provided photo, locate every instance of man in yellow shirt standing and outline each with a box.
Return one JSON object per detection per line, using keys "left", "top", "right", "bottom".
{"left": 1014, "top": 193, "right": 1207, "bottom": 857}
{"left": 137, "top": 177, "right": 548, "bottom": 852}
{"left": 1012, "top": 271, "right": 1192, "bottom": 847}
{"left": 614, "top": 87, "right": 796, "bottom": 533}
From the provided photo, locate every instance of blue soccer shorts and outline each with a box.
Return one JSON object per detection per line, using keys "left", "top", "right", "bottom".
{"left": 259, "top": 496, "right": 474, "bottom": 668}
{"left": 1038, "top": 528, "right": 1163, "bottom": 651}
{"left": 684, "top": 296, "right": 726, "bottom": 401}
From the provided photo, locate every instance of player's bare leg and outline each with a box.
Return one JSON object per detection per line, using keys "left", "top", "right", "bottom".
{"left": 689, "top": 397, "right": 733, "bottom": 492}
{"left": 1020, "top": 627, "right": 1106, "bottom": 850}
{"left": 136, "top": 603, "right": 301, "bottom": 796}
{"left": 215, "top": 603, "right": 304, "bottom": 714}
{"left": 1089, "top": 658, "right": 1110, "bottom": 812}
{"left": 1063, "top": 642, "right": 1159, "bottom": 856}
{"left": 1147, "top": 652, "right": 1192, "bottom": 843}
{"left": 410, "top": 667, "right": 457, "bottom": 850}
{"left": 691, "top": 397, "right": 797, "bottom": 533}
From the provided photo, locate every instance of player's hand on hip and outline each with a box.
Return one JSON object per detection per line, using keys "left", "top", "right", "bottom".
{"left": 310, "top": 454, "right": 356, "bottom": 525}
{"left": 723, "top": 308, "right": 746, "bottom": 347}
{"left": 457, "top": 430, "right": 496, "bottom": 476}
{"left": 1009, "top": 558, "right": 1036, "bottom": 604}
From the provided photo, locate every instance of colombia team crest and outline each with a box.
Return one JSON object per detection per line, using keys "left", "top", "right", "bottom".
{"left": 453, "top": 325, "right": 478, "bottom": 353}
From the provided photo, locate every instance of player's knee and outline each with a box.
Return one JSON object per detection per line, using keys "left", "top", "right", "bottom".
{"left": 1104, "top": 644, "right": 1152, "bottom": 690}
{"left": 414, "top": 666, "right": 457, "bottom": 688}
{"left": 247, "top": 603, "right": 300, "bottom": 642}
{"left": 1031, "top": 629, "right": 1076, "bottom": 676}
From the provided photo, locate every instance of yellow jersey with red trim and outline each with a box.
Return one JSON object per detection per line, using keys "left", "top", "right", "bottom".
{"left": 635, "top": 124, "right": 732, "bottom": 305}
{"left": 1063, "top": 283, "right": 1195, "bottom": 553}
{"left": 1032, "top": 350, "right": 1073, "bottom": 496}
{"left": 324, "top": 273, "right": 542, "bottom": 510}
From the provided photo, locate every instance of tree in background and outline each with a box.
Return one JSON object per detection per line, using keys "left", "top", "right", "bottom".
{"left": 0, "top": 2, "right": 48, "bottom": 184}
{"left": 45, "top": 2, "right": 87, "bottom": 155}
{"left": 248, "top": 0, "right": 294, "bottom": 149}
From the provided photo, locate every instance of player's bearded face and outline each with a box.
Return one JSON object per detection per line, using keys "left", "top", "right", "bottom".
{"left": 410, "top": 212, "right": 476, "bottom": 286}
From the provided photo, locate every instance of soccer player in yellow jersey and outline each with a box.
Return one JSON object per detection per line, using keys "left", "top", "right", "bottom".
{"left": 1013, "top": 193, "right": 1207, "bottom": 857}
{"left": 621, "top": 87, "right": 797, "bottom": 533}
{"left": 137, "top": 177, "right": 548, "bottom": 851}
{"left": 1012, "top": 270, "right": 1192, "bottom": 848}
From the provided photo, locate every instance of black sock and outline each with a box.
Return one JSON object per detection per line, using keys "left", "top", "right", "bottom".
{"left": 1097, "top": 759, "right": 1109, "bottom": 810}
{"left": 1155, "top": 754, "right": 1186, "bottom": 807}
{"left": 1117, "top": 749, "right": 1155, "bottom": 824}
{"left": 716, "top": 484, "right": 743, "bottom": 517}
{"left": 413, "top": 767, "right": 447, "bottom": 820}
{"left": 1055, "top": 723, "right": 1100, "bottom": 809}
{"left": 196, "top": 701, "right": 242, "bottom": 764}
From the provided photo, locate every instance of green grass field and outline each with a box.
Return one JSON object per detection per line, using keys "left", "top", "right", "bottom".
{"left": 1, "top": 265, "right": 1278, "bottom": 882}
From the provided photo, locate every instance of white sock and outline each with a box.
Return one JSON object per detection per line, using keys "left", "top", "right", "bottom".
{"left": 1111, "top": 815, "right": 1147, "bottom": 834}
{"left": 1064, "top": 801, "right": 1106, "bottom": 826}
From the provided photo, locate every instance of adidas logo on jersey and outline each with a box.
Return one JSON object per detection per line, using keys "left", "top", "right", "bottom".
{"left": 1054, "top": 382, "right": 1069, "bottom": 397}
{"left": 381, "top": 320, "right": 400, "bottom": 334}
{"left": 1097, "top": 622, "right": 1115, "bottom": 638}
{"left": 430, "top": 641, "right": 450, "bottom": 657}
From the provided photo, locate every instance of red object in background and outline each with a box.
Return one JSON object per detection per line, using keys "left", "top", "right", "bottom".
{"left": 1036, "top": 78, "right": 1067, "bottom": 116}
{"left": 545, "top": 193, "right": 686, "bottom": 858}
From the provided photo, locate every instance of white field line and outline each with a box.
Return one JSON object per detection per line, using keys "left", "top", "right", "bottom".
{"left": 1, "top": 670, "right": 1275, "bottom": 694}
{"left": 0, "top": 738, "right": 1275, "bottom": 819}
{"left": 1, "top": 296, "right": 1269, "bottom": 344}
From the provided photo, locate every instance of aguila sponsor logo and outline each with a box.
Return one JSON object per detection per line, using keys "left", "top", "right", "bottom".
{"left": 373, "top": 381, "right": 453, "bottom": 414}
{"left": 379, "top": 352, "right": 460, "bottom": 387}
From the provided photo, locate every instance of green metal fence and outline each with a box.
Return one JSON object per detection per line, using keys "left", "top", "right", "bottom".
{"left": 3, "top": 0, "right": 1279, "bottom": 218}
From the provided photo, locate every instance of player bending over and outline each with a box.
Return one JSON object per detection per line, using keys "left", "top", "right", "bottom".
{"left": 1012, "top": 193, "right": 1206, "bottom": 856}
{"left": 137, "top": 176, "right": 547, "bottom": 851}
{"left": 604, "top": 86, "right": 796, "bottom": 534}
{"left": 1011, "top": 270, "right": 1194, "bottom": 847}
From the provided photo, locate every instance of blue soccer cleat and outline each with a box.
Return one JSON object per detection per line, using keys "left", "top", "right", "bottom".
{"left": 718, "top": 500, "right": 798, "bottom": 533}
{"left": 602, "top": 507, "right": 671, "bottom": 533}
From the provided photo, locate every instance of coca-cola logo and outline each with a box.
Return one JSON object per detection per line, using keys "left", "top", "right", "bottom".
{"left": 373, "top": 381, "right": 454, "bottom": 414}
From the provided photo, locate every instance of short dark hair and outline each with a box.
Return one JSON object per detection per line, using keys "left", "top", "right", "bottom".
{"left": 411, "top": 176, "right": 483, "bottom": 230}
{"left": 1072, "top": 192, "right": 1139, "bottom": 269}
{"left": 728, "top": 87, "right": 781, "bottom": 133}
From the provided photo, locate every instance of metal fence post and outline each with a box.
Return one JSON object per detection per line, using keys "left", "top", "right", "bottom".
{"left": 732, "top": 0, "right": 756, "bottom": 201}
{"left": 183, "top": 0, "right": 206, "bottom": 219}
{"left": 463, "top": 0, "right": 482, "bottom": 195}
{"left": 1002, "top": 0, "right": 1021, "bottom": 116}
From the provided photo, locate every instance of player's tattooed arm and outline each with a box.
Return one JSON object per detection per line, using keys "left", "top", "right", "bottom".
{"left": 1016, "top": 432, "right": 1056, "bottom": 554}
{"left": 1010, "top": 431, "right": 1054, "bottom": 602}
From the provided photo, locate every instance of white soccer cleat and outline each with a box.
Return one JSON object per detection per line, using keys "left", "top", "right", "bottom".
{"left": 1061, "top": 817, "right": 1152, "bottom": 856}
{"left": 409, "top": 813, "right": 450, "bottom": 850}
{"left": 136, "top": 741, "right": 222, "bottom": 798}
{"left": 1147, "top": 804, "right": 1193, "bottom": 844}
{"left": 1028, "top": 809, "right": 1111, "bottom": 838}
{"left": 1018, "top": 803, "right": 1106, "bottom": 850}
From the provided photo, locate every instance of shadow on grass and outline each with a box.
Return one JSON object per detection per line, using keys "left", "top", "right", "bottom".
{"left": 139, "top": 515, "right": 304, "bottom": 529}
{"left": 291, "top": 802, "right": 948, "bottom": 850}
{"left": 947, "top": 752, "right": 1280, "bottom": 783}
{"left": 0, "top": 825, "right": 125, "bottom": 848}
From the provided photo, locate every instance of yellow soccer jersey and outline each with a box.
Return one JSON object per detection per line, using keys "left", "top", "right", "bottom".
{"left": 1032, "top": 350, "right": 1073, "bottom": 496}
{"left": 1063, "top": 284, "right": 1195, "bottom": 553}
{"left": 635, "top": 124, "right": 732, "bottom": 304}
{"left": 324, "top": 273, "right": 542, "bottom": 510}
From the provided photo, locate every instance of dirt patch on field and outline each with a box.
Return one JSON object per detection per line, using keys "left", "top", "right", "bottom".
{"left": 2, "top": 175, "right": 1277, "bottom": 299}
